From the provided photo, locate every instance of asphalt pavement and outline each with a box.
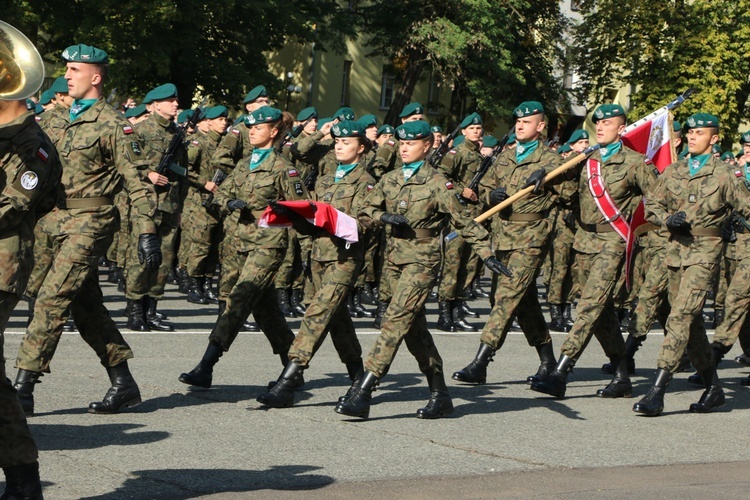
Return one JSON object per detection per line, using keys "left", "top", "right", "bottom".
{"left": 2, "top": 270, "right": 749, "bottom": 499}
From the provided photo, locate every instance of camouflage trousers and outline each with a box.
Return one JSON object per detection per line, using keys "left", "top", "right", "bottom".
{"left": 218, "top": 215, "right": 245, "bottom": 301}
{"left": 546, "top": 212, "right": 576, "bottom": 305}
{"left": 0, "top": 292, "right": 38, "bottom": 468}
{"left": 274, "top": 231, "right": 304, "bottom": 291}
{"left": 480, "top": 248, "right": 551, "bottom": 351}
{"left": 209, "top": 247, "right": 294, "bottom": 354}
{"left": 628, "top": 243, "right": 670, "bottom": 339}
{"left": 561, "top": 250, "right": 625, "bottom": 361}
{"left": 106, "top": 190, "right": 130, "bottom": 267}
{"left": 360, "top": 227, "right": 382, "bottom": 285}
{"left": 181, "top": 206, "right": 221, "bottom": 277}
{"left": 364, "top": 260, "right": 443, "bottom": 378}
{"left": 125, "top": 210, "right": 179, "bottom": 300}
{"left": 713, "top": 256, "right": 729, "bottom": 313}
{"left": 437, "top": 232, "right": 480, "bottom": 302}
{"left": 16, "top": 230, "right": 134, "bottom": 373}
{"left": 24, "top": 224, "right": 54, "bottom": 299}
{"left": 288, "top": 258, "right": 363, "bottom": 367}
{"left": 656, "top": 264, "right": 716, "bottom": 373}
{"left": 712, "top": 255, "right": 750, "bottom": 353}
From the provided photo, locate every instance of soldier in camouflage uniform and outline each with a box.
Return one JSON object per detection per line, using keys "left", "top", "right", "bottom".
{"left": 257, "top": 120, "right": 376, "bottom": 408}
{"left": 334, "top": 120, "right": 510, "bottom": 420}
{"left": 0, "top": 86, "right": 61, "bottom": 499}
{"left": 14, "top": 44, "right": 161, "bottom": 416}
{"left": 178, "top": 106, "right": 306, "bottom": 390}
{"left": 453, "top": 102, "right": 569, "bottom": 387}
{"left": 125, "top": 83, "right": 187, "bottom": 332}
{"left": 531, "top": 104, "right": 650, "bottom": 400}
{"left": 36, "top": 76, "right": 72, "bottom": 144}
{"left": 634, "top": 113, "right": 744, "bottom": 416}
{"left": 729, "top": 132, "right": 750, "bottom": 368}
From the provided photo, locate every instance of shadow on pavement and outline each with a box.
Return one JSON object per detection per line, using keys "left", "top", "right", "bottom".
{"left": 33, "top": 423, "right": 170, "bottom": 451}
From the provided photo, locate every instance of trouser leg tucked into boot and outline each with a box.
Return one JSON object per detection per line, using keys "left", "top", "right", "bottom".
{"left": 13, "top": 369, "right": 41, "bottom": 417}
{"left": 689, "top": 346, "right": 727, "bottom": 413}
{"left": 338, "top": 359, "right": 365, "bottom": 404}
{"left": 187, "top": 277, "right": 208, "bottom": 304}
{"left": 257, "top": 362, "right": 305, "bottom": 408}
{"left": 452, "top": 343, "right": 494, "bottom": 384}
{"left": 290, "top": 288, "right": 306, "bottom": 316}
{"left": 549, "top": 304, "right": 568, "bottom": 332}
{"left": 335, "top": 371, "right": 378, "bottom": 419}
{"left": 596, "top": 356, "right": 633, "bottom": 398}
{"left": 277, "top": 288, "right": 295, "bottom": 318}
{"left": 2, "top": 461, "right": 43, "bottom": 500}
{"left": 178, "top": 342, "right": 224, "bottom": 388}
{"left": 268, "top": 354, "right": 305, "bottom": 390}
{"left": 436, "top": 301, "right": 456, "bottom": 332}
{"left": 88, "top": 361, "right": 142, "bottom": 414}
{"left": 416, "top": 371, "right": 453, "bottom": 419}
{"left": 527, "top": 342, "right": 557, "bottom": 384}
{"left": 452, "top": 300, "right": 477, "bottom": 332}
{"left": 126, "top": 298, "right": 149, "bottom": 331}
{"left": 530, "top": 354, "right": 574, "bottom": 399}
{"left": 145, "top": 297, "right": 174, "bottom": 331}
{"left": 633, "top": 368, "right": 671, "bottom": 416}
{"left": 352, "top": 288, "right": 374, "bottom": 318}
{"left": 373, "top": 300, "right": 389, "bottom": 329}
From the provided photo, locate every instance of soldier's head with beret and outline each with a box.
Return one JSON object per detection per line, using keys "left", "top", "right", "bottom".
{"left": 512, "top": 101, "right": 546, "bottom": 144}
{"left": 243, "top": 85, "right": 270, "bottom": 113}
{"left": 143, "top": 83, "right": 179, "bottom": 120}
{"left": 126, "top": 103, "right": 149, "bottom": 125}
{"left": 566, "top": 128, "right": 590, "bottom": 153}
{"left": 39, "top": 89, "right": 55, "bottom": 110}
{"left": 332, "top": 119, "right": 373, "bottom": 159}
{"left": 357, "top": 114, "right": 378, "bottom": 141}
{"left": 295, "top": 106, "right": 319, "bottom": 135}
{"left": 557, "top": 143, "right": 572, "bottom": 159}
{"left": 375, "top": 124, "right": 394, "bottom": 148}
{"left": 61, "top": 44, "right": 109, "bottom": 100}
{"left": 399, "top": 102, "right": 425, "bottom": 123}
{"left": 460, "top": 111, "right": 484, "bottom": 147}
{"left": 395, "top": 120, "right": 433, "bottom": 163}
{"left": 245, "top": 105, "right": 293, "bottom": 149}
{"left": 740, "top": 130, "right": 750, "bottom": 160}
{"left": 592, "top": 103, "right": 627, "bottom": 147}
{"left": 480, "top": 135, "right": 498, "bottom": 157}
{"left": 430, "top": 125, "right": 444, "bottom": 148}
{"left": 333, "top": 106, "right": 356, "bottom": 123}
{"left": 204, "top": 105, "right": 229, "bottom": 134}
{"left": 684, "top": 112, "right": 720, "bottom": 157}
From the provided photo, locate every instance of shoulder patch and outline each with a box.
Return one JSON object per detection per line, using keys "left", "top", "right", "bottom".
{"left": 448, "top": 149, "right": 457, "bottom": 155}
{"left": 736, "top": 170, "right": 743, "bottom": 177}
{"left": 367, "top": 184, "right": 374, "bottom": 191}
{"left": 192, "top": 140, "right": 200, "bottom": 145}
{"left": 387, "top": 140, "right": 395, "bottom": 146}
{"left": 130, "top": 142, "right": 142, "bottom": 156}
{"left": 288, "top": 169, "right": 299, "bottom": 177}
{"left": 123, "top": 125, "right": 134, "bottom": 135}
{"left": 445, "top": 181, "right": 454, "bottom": 189}
{"left": 36, "top": 148, "right": 49, "bottom": 162}
{"left": 644, "top": 158, "right": 653, "bottom": 165}
{"left": 20, "top": 171, "right": 39, "bottom": 190}
{"left": 231, "top": 129, "right": 240, "bottom": 136}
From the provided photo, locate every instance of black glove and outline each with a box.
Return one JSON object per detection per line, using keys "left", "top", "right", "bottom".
{"left": 227, "top": 199, "right": 247, "bottom": 211}
{"left": 301, "top": 254, "right": 312, "bottom": 281}
{"left": 484, "top": 256, "right": 512, "bottom": 277}
{"left": 270, "top": 200, "right": 318, "bottom": 235}
{"left": 522, "top": 168, "right": 547, "bottom": 194}
{"left": 137, "top": 233, "right": 162, "bottom": 272}
{"left": 563, "top": 210, "right": 577, "bottom": 231}
{"left": 665, "top": 211, "right": 689, "bottom": 231}
{"left": 304, "top": 169, "right": 318, "bottom": 191}
{"left": 268, "top": 199, "right": 293, "bottom": 217}
{"left": 489, "top": 187, "right": 508, "bottom": 206}
{"left": 381, "top": 213, "right": 410, "bottom": 227}
{"left": 729, "top": 211, "right": 750, "bottom": 232}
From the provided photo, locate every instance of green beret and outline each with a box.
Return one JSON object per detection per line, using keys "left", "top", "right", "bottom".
{"left": 566, "top": 129, "right": 589, "bottom": 144}
{"left": 204, "top": 105, "right": 228, "bottom": 120}
{"left": 177, "top": 109, "right": 193, "bottom": 124}
{"left": 333, "top": 107, "right": 355, "bottom": 121}
{"left": 62, "top": 44, "right": 109, "bottom": 64}
{"left": 246, "top": 105, "right": 282, "bottom": 125}
{"left": 296, "top": 107, "right": 318, "bottom": 121}
{"left": 125, "top": 104, "right": 148, "bottom": 119}
{"left": 331, "top": 120, "right": 366, "bottom": 138}
{"left": 431, "top": 125, "right": 443, "bottom": 134}
{"left": 673, "top": 121, "right": 682, "bottom": 132}
{"left": 25, "top": 99, "right": 35, "bottom": 111}
{"left": 460, "top": 112, "right": 482, "bottom": 129}
{"left": 317, "top": 117, "right": 333, "bottom": 130}
{"left": 399, "top": 102, "right": 424, "bottom": 119}
{"left": 740, "top": 131, "right": 750, "bottom": 144}
{"left": 721, "top": 151, "right": 734, "bottom": 161}
{"left": 358, "top": 114, "right": 377, "bottom": 128}
{"left": 557, "top": 144, "right": 572, "bottom": 154}
{"left": 143, "top": 83, "right": 178, "bottom": 104}
{"left": 34, "top": 104, "right": 44, "bottom": 115}
{"left": 243, "top": 85, "right": 268, "bottom": 104}
{"left": 712, "top": 144, "right": 722, "bottom": 154}
{"left": 453, "top": 135, "right": 465, "bottom": 147}
{"left": 49, "top": 76, "right": 69, "bottom": 94}
{"left": 508, "top": 132, "right": 516, "bottom": 142}
{"left": 685, "top": 113, "right": 720, "bottom": 130}
{"left": 482, "top": 135, "right": 498, "bottom": 148}
{"left": 377, "top": 124, "right": 394, "bottom": 136}
{"left": 395, "top": 120, "right": 431, "bottom": 140}
{"left": 513, "top": 101, "right": 544, "bottom": 118}
{"left": 39, "top": 89, "right": 55, "bottom": 105}
{"left": 592, "top": 104, "right": 626, "bottom": 123}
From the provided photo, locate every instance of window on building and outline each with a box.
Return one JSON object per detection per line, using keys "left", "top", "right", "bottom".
{"left": 427, "top": 73, "right": 441, "bottom": 114}
{"left": 340, "top": 60, "right": 352, "bottom": 106}
{"left": 380, "top": 71, "right": 395, "bottom": 109}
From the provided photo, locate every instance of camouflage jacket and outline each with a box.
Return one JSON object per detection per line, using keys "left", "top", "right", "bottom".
{"left": 288, "top": 130, "right": 333, "bottom": 187}
{"left": 479, "top": 142, "right": 566, "bottom": 250}
{"left": 312, "top": 166, "right": 377, "bottom": 262}
{"left": 646, "top": 156, "right": 742, "bottom": 267}
{"left": 370, "top": 137, "right": 402, "bottom": 180}
{"left": 52, "top": 97, "right": 156, "bottom": 235}
{"left": 574, "top": 145, "right": 649, "bottom": 254}
{"left": 37, "top": 104, "right": 69, "bottom": 145}
{"left": 214, "top": 150, "right": 307, "bottom": 251}
{"left": 211, "top": 122, "right": 251, "bottom": 176}
{"left": 437, "top": 139, "right": 484, "bottom": 218}
{"left": 726, "top": 164, "right": 750, "bottom": 259}
{"left": 0, "top": 112, "right": 62, "bottom": 295}
{"left": 359, "top": 163, "right": 493, "bottom": 266}
{"left": 134, "top": 112, "right": 187, "bottom": 214}
{"left": 185, "top": 129, "right": 223, "bottom": 212}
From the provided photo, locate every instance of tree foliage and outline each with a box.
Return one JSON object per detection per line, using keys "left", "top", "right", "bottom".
{"left": 573, "top": 0, "right": 750, "bottom": 144}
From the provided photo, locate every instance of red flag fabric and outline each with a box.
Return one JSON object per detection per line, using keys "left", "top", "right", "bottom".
{"left": 258, "top": 201, "right": 359, "bottom": 244}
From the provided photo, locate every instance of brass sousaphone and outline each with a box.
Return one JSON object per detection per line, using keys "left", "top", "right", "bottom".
{"left": 0, "top": 20, "right": 45, "bottom": 100}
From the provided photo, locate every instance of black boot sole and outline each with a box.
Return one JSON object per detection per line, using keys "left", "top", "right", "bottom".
{"left": 178, "top": 373, "right": 212, "bottom": 389}
{"left": 88, "top": 395, "right": 142, "bottom": 414}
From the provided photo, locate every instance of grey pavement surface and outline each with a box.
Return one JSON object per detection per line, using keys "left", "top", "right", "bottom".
{"left": 3, "top": 269, "right": 749, "bottom": 499}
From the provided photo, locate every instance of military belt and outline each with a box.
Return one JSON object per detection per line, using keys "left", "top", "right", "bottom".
{"left": 633, "top": 223, "right": 657, "bottom": 238}
{"left": 690, "top": 228, "right": 722, "bottom": 237}
{"left": 577, "top": 220, "right": 616, "bottom": 233}
{"left": 58, "top": 196, "right": 113, "bottom": 209}
{"left": 391, "top": 226, "right": 439, "bottom": 239}
{"left": 498, "top": 212, "right": 547, "bottom": 222}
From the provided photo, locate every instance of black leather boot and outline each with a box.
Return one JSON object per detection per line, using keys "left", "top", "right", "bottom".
{"left": 346, "top": 292, "right": 361, "bottom": 318}
{"left": 339, "top": 359, "right": 365, "bottom": 403}
{"left": 459, "top": 299, "right": 479, "bottom": 318}
{"left": 268, "top": 354, "right": 305, "bottom": 390}
{"left": 452, "top": 300, "right": 477, "bottom": 332}
{"left": 527, "top": 342, "right": 557, "bottom": 384}
{"left": 596, "top": 356, "right": 633, "bottom": 398}
{"left": 242, "top": 320, "right": 260, "bottom": 332}
{"left": 107, "top": 261, "right": 119, "bottom": 283}
{"left": 63, "top": 311, "right": 76, "bottom": 332}
{"left": 126, "top": 298, "right": 150, "bottom": 332}
{"left": 167, "top": 265, "right": 179, "bottom": 285}
{"left": 13, "top": 369, "right": 41, "bottom": 417}
{"left": 689, "top": 366, "right": 726, "bottom": 413}
{"left": 335, "top": 371, "right": 378, "bottom": 419}
{"left": 618, "top": 308, "right": 633, "bottom": 332}
{"left": 177, "top": 267, "right": 190, "bottom": 294}
{"left": 713, "top": 308, "right": 724, "bottom": 329}
{"left": 452, "top": 343, "right": 494, "bottom": 384}
{"left": 256, "top": 362, "right": 305, "bottom": 408}
{"left": 187, "top": 277, "right": 208, "bottom": 305}
{"left": 735, "top": 353, "right": 750, "bottom": 367}
{"left": 530, "top": 354, "right": 574, "bottom": 399}
{"left": 202, "top": 276, "right": 219, "bottom": 304}
{"left": 436, "top": 301, "right": 456, "bottom": 332}
{"left": 471, "top": 277, "right": 490, "bottom": 299}
{"left": 26, "top": 298, "right": 35, "bottom": 327}
{"left": 116, "top": 267, "right": 126, "bottom": 293}
{"left": 633, "top": 368, "right": 671, "bottom": 416}
{"left": 353, "top": 288, "right": 374, "bottom": 318}
{"left": 2, "top": 461, "right": 43, "bottom": 500}
{"left": 145, "top": 297, "right": 174, "bottom": 331}
{"left": 416, "top": 371, "right": 454, "bottom": 419}
{"left": 277, "top": 288, "right": 295, "bottom": 318}
{"left": 373, "top": 300, "right": 389, "bottom": 329}
{"left": 88, "top": 361, "right": 142, "bottom": 414}
{"left": 178, "top": 343, "right": 224, "bottom": 388}
{"left": 360, "top": 283, "right": 377, "bottom": 305}
{"left": 549, "top": 304, "right": 568, "bottom": 332}
{"left": 563, "top": 303, "right": 574, "bottom": 328}
{"left": 290, "top": 288, "right": 306, "bottom": 316}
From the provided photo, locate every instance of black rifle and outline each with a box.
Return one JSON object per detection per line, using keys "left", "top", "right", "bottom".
{"left": 427, "top": 123, "right": 462, "bottom": 167}
{"left": 202, "top": 170, "right": 227, "bottom": 207}
{"left": 277, "top": 118, "right": 311, "bottom": 153}
{"left": 156, "top": 105, "right": 203, "bottom": 176}
{"left": 454, "top": 133, "right": 510, "bottom": 207}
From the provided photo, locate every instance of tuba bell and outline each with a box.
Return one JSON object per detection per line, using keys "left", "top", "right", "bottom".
{"left": 0, "top": 20, "right": 45, "bottom": 100}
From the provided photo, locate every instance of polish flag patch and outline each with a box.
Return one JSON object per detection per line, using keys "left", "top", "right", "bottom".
{"left": 448, "top": 149, "right": 457, "bottom": 155}
{"left": 231, "top": 129, "right": 240, "bottom": 135}
{"left": 192, "top": 140, "right": 200, "bottom": 145}
{"left": 736, "top": 170, "right": 743, "bottom": 177}
{"left": 37, "top": 148, "right": 49, "bottom": 162}
{"left": 123, "top": 125, "right": 134, "bottom": 135}
{"left": 288, "top": 169, "right": 299, "bottom": 177}
{"left": 445, "top": 181, "right": 453, "bottom": 189}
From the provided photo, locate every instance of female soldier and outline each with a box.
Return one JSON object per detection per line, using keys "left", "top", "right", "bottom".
{"left": 257, "top": 120, "right": 377, "bottom": 407}
{"left": 335, "top": 120, "right": 510, "bottom": 420}
{"left": 178, "top": 106, "right": 306, "bottom": 389}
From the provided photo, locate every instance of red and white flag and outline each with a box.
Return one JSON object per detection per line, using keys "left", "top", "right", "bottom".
{"left": 258, "top": 200, "right": 359, "bottom": 244}
{"left": 622, "top": 109, "right": 676, "bottom": 288}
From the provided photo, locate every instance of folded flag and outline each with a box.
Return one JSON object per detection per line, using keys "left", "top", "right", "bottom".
{"left": 258, "top": 200, "right": 359, "bottom": 244}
